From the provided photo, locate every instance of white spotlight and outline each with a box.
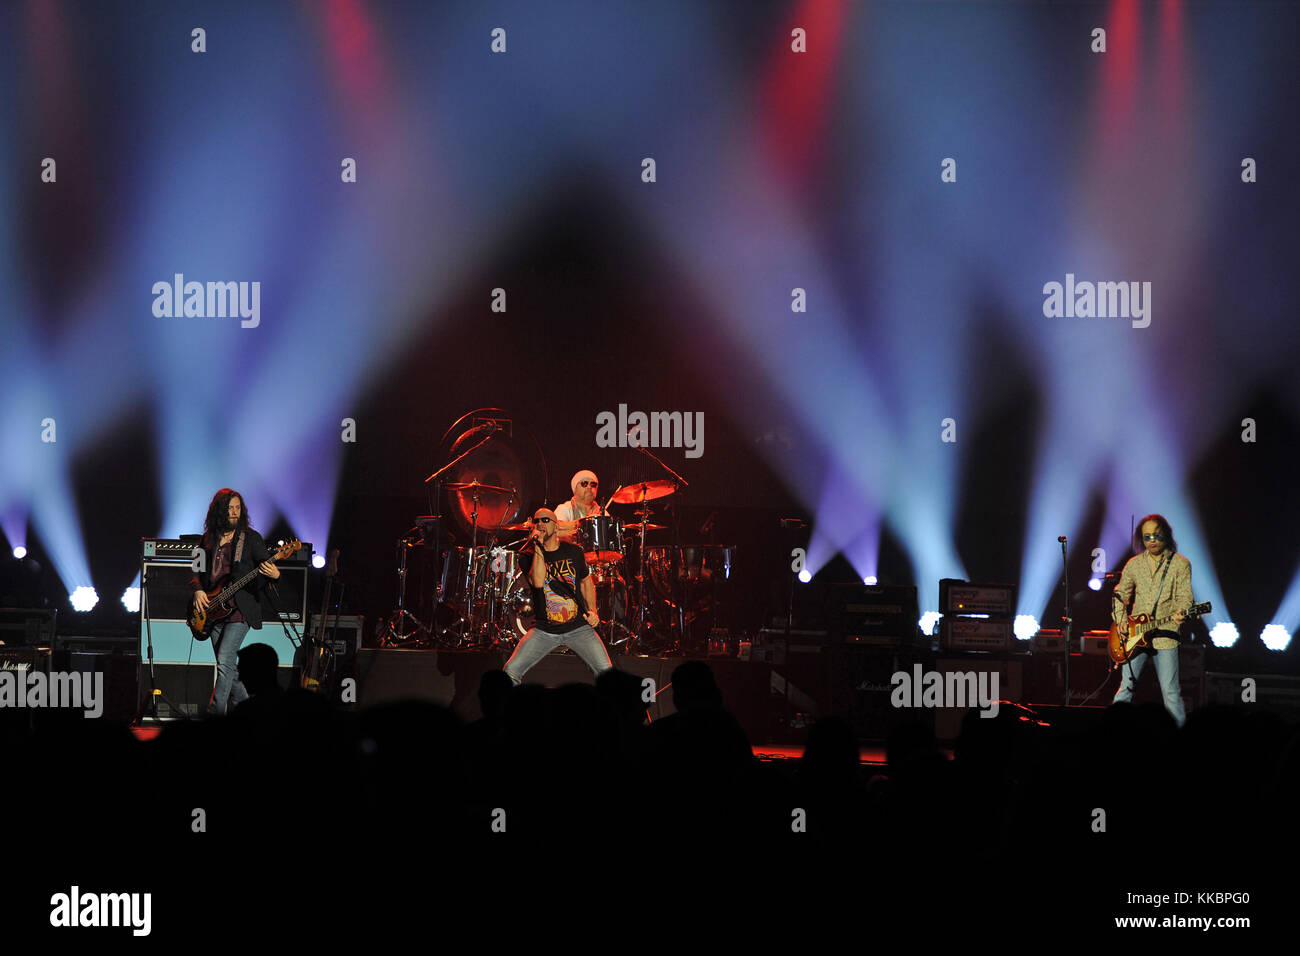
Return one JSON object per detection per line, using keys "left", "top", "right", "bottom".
{"left": 1088, "top": 578, "right": 1102, "bottom": 591}
{"left": 918, "top": 611, "right": 941, "bottom": 636}
{"left": 121, "top": 587, "right": 141, "bottom": 613}
{"left": 1014, "top": 615, "right": 1040, "bottom": 641}
{"left": 1261, "top": 624, "right": 1292, "bottom": 652}
{"left": 312, "top": 554, "right": 326, "bottom": 569}
{"left": 70, "top": 586, "right": 99, "bottom": 612}
{"left": 863, "top": 575, "right": 878, "bottom": 586}
{"left": 1209, "top": 622, "right": 1239, "bottom": 648}
{"left": 797, "top": 568, "right": 812, "bottom": 584}
{"left": 12, "top": 546, "right": 26, "bottom": 559}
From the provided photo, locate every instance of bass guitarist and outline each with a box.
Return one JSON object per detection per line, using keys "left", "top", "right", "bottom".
{"left": 189, "top": 489, "right": 280, "bottom": 715}
{"left": 1110, "top": 513, "right": 1192, "bottom": 728}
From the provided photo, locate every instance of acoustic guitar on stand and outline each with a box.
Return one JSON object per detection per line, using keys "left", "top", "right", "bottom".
{"left": 1108, "top": 601, "right": 1211, "bottom": 665}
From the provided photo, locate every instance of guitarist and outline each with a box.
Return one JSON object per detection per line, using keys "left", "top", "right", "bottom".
{"left": 1110, "top": 514, "right": 1192, "bottom": 728}
{"left": 189, "top": 489, "right": 281, "bottom": 715}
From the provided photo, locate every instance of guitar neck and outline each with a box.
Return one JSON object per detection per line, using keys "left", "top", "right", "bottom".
{"left": 212, "top": 550, "right": 290, "bottom": 606}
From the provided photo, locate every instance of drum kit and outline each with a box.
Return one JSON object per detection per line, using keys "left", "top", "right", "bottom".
{"left": 380, "top": 409, "right": 734, "bottom": 654}
{"left": 381, "top": 476, "right": 734, "bottom": 655}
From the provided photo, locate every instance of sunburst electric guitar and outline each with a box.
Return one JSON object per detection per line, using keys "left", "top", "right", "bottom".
{"left": 1107, "top": 601, "right": 1211, "bottom": 665}
{"left": 187, "top": 538, "right": 302, "bottom": 640}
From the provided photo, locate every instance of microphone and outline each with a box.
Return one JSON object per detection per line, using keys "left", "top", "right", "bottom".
{"left": 1058, "top": 536, "right": 1067, "bottom": 543}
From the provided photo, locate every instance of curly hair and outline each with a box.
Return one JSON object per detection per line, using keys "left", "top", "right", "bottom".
{"left": 203, "top": 488, "right": 250, "bottom": 543}
{"left": 1132, "top": 513, "right": 1177, "bottom": 555}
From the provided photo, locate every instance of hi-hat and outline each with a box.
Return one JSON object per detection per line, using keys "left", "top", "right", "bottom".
{"left": 610, "top": 480, "right": 676, "bottom": 504}
{"left": 623, "top": 522, "right": 666, "bottom": 532}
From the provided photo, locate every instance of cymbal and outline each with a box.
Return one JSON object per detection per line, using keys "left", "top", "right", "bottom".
{"left": 610, "top": 480, "right": 676, "bottom": 504}
{"left": 623, "top": 522, "right": 666, "bottom": 532}
{"left": 446, "top": 479, "right": 514, "bottom": 495}
{"left": 500, "top": 521, "right": 534, "bottom": 531}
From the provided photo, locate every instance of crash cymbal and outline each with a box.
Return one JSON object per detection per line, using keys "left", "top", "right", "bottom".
{"left": 623, "top": 522, "right": 666, "bottom": 532}
{"left": 610, "top": 480, "right": 676, "bottom": 504}
{"left": 446, "top": 479, "right": 514, "bottom": 495}
{"left": 500, "top": 521, "right": 535, "bottom": 531}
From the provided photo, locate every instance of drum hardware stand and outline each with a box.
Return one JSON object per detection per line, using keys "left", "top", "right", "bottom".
{"left": 424, "top": 427, "right": 502, "bottom": 647}
{"left": 384, "top": 527, "right": 430, "bottom": 646}
{"left": 628, "top": 446, "right": 690, "bottom": 655}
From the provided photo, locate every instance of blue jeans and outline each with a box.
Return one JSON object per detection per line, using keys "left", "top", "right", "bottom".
{"left": 1112, "top": 644, "right": 1185, "bottom": 728}
{"left": 209, "top": 621, "right": 251, "bottom": 715}
{"left": 504, "top": 624, "right": 613, "bottom": 685}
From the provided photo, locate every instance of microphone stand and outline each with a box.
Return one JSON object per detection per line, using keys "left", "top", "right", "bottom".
{"left": 1059, "top": 536, "right": 1071, "bottom": 707}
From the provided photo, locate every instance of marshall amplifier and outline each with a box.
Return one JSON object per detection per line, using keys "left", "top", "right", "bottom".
{"left": 827, "top": 585, "right": 919, "bottom": 646}
{"left": 939, "top": 580, "right": 1016, "bottom": 618}
{"left": 939, "top": 617, "right": 1012, "bottom": 652}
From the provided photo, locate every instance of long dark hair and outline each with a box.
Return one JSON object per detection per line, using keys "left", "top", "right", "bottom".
{"left": 203, "top": 488, "right": 250, "bottom": 543}
{"left": 1132, "top": 513, "right": 1177, "bottom": 555}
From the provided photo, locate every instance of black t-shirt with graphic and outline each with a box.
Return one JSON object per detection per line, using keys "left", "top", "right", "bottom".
{"left": 526, "top": 542, "right": 589, "bottom": 634}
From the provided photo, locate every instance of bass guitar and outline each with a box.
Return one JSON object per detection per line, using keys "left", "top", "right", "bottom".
{"left": 188, "top": 538, "right": 302, "bottom": 640}
{"left": 1108, "top": 601, "right": 1211, "bottom": 665}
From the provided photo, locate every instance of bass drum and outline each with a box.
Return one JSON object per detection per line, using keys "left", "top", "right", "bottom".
{"left": 501, "top": 570, "right": 632, "bottom": 647}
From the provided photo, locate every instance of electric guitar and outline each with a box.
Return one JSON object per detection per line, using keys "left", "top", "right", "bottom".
{"left": 188, "top": 538, "right": 302, "bottom": 640}
{"left": 1108, "top": 601, "right": 1211, "bottom": 665}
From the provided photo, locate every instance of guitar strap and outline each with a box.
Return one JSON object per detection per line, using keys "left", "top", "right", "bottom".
{"left": 1150, "top": 553, "right": 1171, "bottom": 618}
{"left": 233, "top": 531, "right": 245, "bottom": 565}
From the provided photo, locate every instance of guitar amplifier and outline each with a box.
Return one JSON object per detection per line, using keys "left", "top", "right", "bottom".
{"left": 827, "top": 585, "right": 918, "bottom": 645}
{"left": 0, "top": 607, "right": 57, "bottom": 645}
{"left": 1080, "top": 630, "right": 1111, "bottom": 656}
{"left": 939, "top": 580, "right": 1016, "bottom": 617}
{"left": 940, "top": 617, "right": 1011, "bottom": 651}
{"left": 1032, "top": 629, "right": 1067, "bottom": 653}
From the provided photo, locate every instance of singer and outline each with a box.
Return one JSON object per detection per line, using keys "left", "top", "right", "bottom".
{"left": 1110, "top": 514, "right": 1193, "bottom": 727}
{"left": 502, "top": 507, "right": 613, "bottom": 684}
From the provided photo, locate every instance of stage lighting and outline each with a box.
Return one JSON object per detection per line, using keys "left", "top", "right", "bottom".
{"left": 1088, "top": 578, "right": 1102, "bottom": 591}
{"left": 919, "top": 611, "right": 941, "bottom": 636}
{"left": 12, "top": 546, "right": 26, "bottom": 559}
{"left": 1209, "top": 622, "right": 1239, "bottom": 648}
{"left": 1260, "top": 624, "right": 1292, "bottom": 651}
{"left": 797, "top": 569, "right": 812, "bottom": 584}
{"left": 121, "top": 587, "right": 141, "bottom": 613}
{"left": 70, "top": 586, "right": 99, "bottom": 612}
{"left": 312, "top": 554, "right": 326, "bottom": 569}
{"left": 1014, "top": 615, "right": 1039, "bottom": 641}
{"left": 863, "top": 575, "right": 878, "bottom": 585}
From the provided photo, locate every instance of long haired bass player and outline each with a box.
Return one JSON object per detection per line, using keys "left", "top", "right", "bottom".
{"left": 189, "top": 489, "right": 281, "bottom": 715}
{"left": 1110, "top": 513, "right": 1193, "bottom": 728}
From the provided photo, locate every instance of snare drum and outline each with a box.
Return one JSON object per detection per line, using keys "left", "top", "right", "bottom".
{"left": 577, "top": 515, "right": 624, "bottom": 564}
